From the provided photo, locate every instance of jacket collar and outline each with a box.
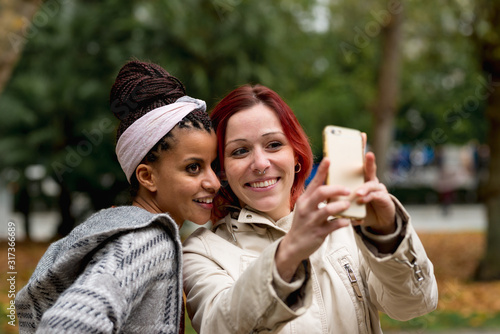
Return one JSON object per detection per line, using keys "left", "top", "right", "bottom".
{"left": 236, "top": 206, "right": 294, "bottom": 233}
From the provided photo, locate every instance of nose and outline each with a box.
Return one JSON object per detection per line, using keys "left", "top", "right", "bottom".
{"left": 252, "top": 148, "right": 271, "bottom": 174}
{"left": 202, "top": 168, "right": 221, "bottom": 193}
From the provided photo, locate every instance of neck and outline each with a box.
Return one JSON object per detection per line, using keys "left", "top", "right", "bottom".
{"left": 132, "top": 196, "right": 159, "bottom": 214}
{"left": 132, "top": 195, "right": 183, "bottom": 229}
{"left": 267, "top": 207, "right": 292, "bottom": 223}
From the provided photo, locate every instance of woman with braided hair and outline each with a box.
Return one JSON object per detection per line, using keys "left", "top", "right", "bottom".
{"left": 16, "top": 60, "right": 220, "bottom": 334}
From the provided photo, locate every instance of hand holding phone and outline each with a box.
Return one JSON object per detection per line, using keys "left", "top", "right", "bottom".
{"left": 323, "top": 125, "right": 366, "bottom": 219}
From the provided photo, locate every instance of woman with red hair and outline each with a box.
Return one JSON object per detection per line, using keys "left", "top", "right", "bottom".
{"left": 183, "top": 84, "right": 438, "bottom": 334}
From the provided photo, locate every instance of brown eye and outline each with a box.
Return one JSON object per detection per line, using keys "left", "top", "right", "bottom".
{"left": 267, "top": 141, "right": 283, "bottom": 150}
{"left": 186, "top": 163, "right": 201, "bottom": 174}
{"left": 231, "top": 147, "right": 249, "bottom": 157}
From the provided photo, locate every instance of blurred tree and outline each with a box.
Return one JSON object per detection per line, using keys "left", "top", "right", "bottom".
{"left": 0, "top": 0, "right": 314, "bottom": 237}
{"left": 473, "top": 0, "right": 500, "bottom": 281}
{"left": 0, "top": 0, "right": 41, "bottom": 93}
{"left": 0, "top": 0, "right": 146, "bottom": 236}
{"left": 0, "top": 0, "right": 43, "bottom": 240}
{"left": 397, "top": 0, "right": 487, "bottom": 146}
{"left": 279, "top": 1, "right": 379, "bottom": 156}
{"left": 382, "top": 0, "right": 487, "bottom": 193}
{"left": 0, "top": 0, "right": 491, "bottom": 241}
{"left": 371, "top": 1, "right": 403, "bottom": 182}
{"left": 284, "top": 0, "right": 487, "bottom": 162}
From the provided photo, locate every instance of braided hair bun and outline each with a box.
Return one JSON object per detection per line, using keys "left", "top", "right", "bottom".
{"left": 110, "top": 60, "right": 213, "bottom": 198}
{"left": 110, "top": 60, "right": 186, "bottom": 140}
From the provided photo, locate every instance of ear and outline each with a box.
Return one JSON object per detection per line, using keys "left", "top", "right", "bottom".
{"left": 136, "top": 163, "right": 157, "bottom": 193}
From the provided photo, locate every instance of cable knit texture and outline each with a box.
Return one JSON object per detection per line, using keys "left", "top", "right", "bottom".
{"left": 16, "top": 206, "right": 183, "bottom": 334}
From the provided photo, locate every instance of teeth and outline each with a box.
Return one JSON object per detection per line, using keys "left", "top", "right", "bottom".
{"left": 195, "top": 198, "right": 213, "bottom": 204}
{"left": 249, "top": 179, "right": 277, "bottom": 188}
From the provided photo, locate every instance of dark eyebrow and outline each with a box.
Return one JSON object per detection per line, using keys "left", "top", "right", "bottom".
{"left": 225, "top": 138, "right": 247, "bottom": 147}
{"left": 183, "top": 157, "right": 204, "bottom": 163}
{"left": 225, "top": 131, "right": 285, "bottom": 147}
{"left": 263, "top": 131, "right": 285, "bottom": 137}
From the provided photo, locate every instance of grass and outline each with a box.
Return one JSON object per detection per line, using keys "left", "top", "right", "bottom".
{"left": 1, "top": 232, "right": 499, "bottom": 333}
{"left": 381, "top": 311, "right": 500, "bottom": 332}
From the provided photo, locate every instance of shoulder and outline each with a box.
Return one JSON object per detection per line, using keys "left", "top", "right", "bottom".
{"left": 183, "top": 227, "right": 215, "bottom": 254}
{"left": 94, "top": 224, "right": 181, "bottom": 281}
{"left": 81, "top": 223, "right": 181, "bottom": 274}
{"left": 32, "top": 208, "right": 180, "bottom": 283}
{"left": 71, "top": 206, "right": 180, "bottom": 257}
{"left": 81, "top": 206, "right": 178, "bottom": 235}
{"left": 183, "top": 223, "right": 241, "bottom": 259}
{"left": 116, "top": 222, "right": 178, "bottom": 250}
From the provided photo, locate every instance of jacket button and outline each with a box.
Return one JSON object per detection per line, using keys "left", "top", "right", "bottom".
{"left": 246, "top": 214, "right": 253, "bottom": 219}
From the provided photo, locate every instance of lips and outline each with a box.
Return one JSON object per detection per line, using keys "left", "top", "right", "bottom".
{"left": 247, "top": 178, "right": 279, "bottom": 188}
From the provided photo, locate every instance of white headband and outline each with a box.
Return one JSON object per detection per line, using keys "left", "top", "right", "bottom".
{"left": 116, "top": 96, "right": 207, "bottom": 182}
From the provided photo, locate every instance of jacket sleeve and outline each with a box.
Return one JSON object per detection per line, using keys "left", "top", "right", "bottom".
{"left": 354, "top": 196, "right": 439, "bottom": 321}
{"left": 183, "top": 228, "right": 312, "bottom": 334}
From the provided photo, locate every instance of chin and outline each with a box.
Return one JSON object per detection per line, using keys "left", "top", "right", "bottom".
{"left": 249, "top": 202, "right": 280, "bottom": 213}
{"left": 189, "top": 213, "right": 212, "bottom": 225}
{"left": 192, "top": 219, "right": 210, "bottom": 226}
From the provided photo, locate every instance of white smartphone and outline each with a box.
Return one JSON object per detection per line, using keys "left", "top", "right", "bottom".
{"left": 323, "top": 125, "right": 366, "bottom": 219}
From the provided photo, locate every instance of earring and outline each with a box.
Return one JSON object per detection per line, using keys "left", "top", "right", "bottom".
{"left": 295, "top": 163, "right": 301, "bottom": 173}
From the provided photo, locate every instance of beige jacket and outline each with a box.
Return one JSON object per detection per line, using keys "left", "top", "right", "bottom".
{"left": 183, "top": 198, "right": 438, "bottom": 333}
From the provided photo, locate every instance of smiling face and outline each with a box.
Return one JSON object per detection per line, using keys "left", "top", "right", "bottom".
{"left": 149, "top": 127, "right": 220, "bottom": 225}
{"left": 223, "top": 104, "right": 297, "bottom": 221}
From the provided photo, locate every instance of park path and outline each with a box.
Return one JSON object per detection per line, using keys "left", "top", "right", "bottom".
{"left": 1, "top": 204, "right": 488, "bottom": 242}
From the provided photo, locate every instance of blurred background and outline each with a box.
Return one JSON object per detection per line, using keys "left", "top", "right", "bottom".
{"left": 1, "top": 0, "right": 499, "bottom": 333}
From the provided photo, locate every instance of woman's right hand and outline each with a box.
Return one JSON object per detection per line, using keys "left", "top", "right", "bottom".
{"left": 275, "top": 158, "right": 352, "bottom": 282}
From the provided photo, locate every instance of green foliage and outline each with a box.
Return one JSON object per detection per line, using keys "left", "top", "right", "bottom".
{"left": 0, "top": 0, "right": 491, "bottom": 214}
{"left": 396, "top": 0, "right": 487, "bottom": 146}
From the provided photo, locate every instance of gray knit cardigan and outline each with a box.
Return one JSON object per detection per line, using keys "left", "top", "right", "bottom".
{"left": 16, "top": 206, "right": 183, "bottom": 334}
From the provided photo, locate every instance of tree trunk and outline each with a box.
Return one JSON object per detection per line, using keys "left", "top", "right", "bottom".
{"left": 474, "top": 1, "right": 500, "bottom": 281}
{"left": 475, "top": 70, "right": 500, "bottom": 278}
{"left": 56, "top": 182, "right": 76, "bottom": 238}
{"left": 0, "top": 0, "right": 42, "bottom": 93}
{"left": 371, "top": 3, "right": 404, "bottom": 183}
{"left": 476, "top": 81, "right": 500, "bottom": 280}
{"left": 18, "top": 185, "right": 32, "bottom": 241}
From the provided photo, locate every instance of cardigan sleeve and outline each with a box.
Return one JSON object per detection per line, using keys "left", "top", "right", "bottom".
{"left": 35, "top": 226, "right": 181, "bottom": 334}
{"left": 183, "top": 228, "right": 312, "bottom": 334}
{"left": 36, "top": 271, "right": 124, "bottom": 333}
